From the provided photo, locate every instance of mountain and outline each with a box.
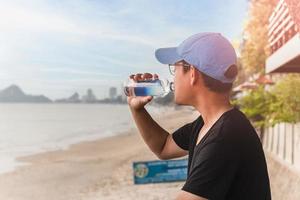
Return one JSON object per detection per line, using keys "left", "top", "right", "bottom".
{"left": 0, "top": 85, "right": 52, "bottom": 103}
{"left": 55, "top": 92, "right": 81, "bottom": 103}
{"left": 68, "top": 92, "right": 81, "bottom": 102}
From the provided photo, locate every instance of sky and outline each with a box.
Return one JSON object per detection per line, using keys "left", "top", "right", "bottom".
{"left": 0, "top": 0, "right": 248, "bottom": 100}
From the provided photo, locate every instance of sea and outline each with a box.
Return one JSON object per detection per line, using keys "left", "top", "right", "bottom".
{"left": 0, "top": 103, "right": 168, "bottom": 174}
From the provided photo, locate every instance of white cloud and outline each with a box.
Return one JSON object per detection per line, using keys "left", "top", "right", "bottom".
{"left": 0, "top": 0, "right": 247, "bottom": 99}
{"left": 41, "top": 67, "right": 122, "bottom": 78}
{"left": 0, "top": 2, "right": 78, "bottom": 33}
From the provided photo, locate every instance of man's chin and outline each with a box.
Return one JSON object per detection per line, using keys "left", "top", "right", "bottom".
{"left": 174, "top": 99, "right": 188, "bottom": 106}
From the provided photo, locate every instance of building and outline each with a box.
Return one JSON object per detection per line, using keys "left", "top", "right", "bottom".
{"left": 264, "top": 0, "right": 300, "bottom": 184}
{"left": 109, "top": 87, "right": 117, "bottom": 100}
{"left": 266, "top": 0, "right": 300, "bottom": 73}
{"left": 82, "top": 88, "right": 97, "bottom": 103}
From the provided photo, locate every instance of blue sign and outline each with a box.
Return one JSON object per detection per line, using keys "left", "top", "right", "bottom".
{"left": 133, "top": 158, "right": 188, "bottom": 184}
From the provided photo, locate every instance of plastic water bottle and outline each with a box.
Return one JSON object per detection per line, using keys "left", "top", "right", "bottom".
{"left": 123, "top": 78, "right": 174, "bottom": 97}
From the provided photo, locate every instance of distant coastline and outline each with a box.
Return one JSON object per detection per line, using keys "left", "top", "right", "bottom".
{"left": 0, "top": 84, "right": 128, "bottom": 104}
{"left": 0, "top": 84, "right": 174, "bottom": 105}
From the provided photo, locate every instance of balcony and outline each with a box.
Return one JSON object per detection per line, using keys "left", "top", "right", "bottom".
{"left": 266, "top": 0, "right": 300, "bottom": 73}
{"left": 266, "top": 34, "right": 300, "bottom": 73}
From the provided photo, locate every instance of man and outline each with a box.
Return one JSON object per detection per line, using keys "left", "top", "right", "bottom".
{"left": 127, "top": 32, "right": 271, "bottom": 200}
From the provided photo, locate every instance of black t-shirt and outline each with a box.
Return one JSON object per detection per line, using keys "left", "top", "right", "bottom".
{"left": 172, "top": 107, "right": 271, "bottom": 200}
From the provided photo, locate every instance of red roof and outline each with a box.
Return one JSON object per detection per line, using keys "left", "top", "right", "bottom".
{"left": 255, "top": 75, "right": 274, "bottom": 85}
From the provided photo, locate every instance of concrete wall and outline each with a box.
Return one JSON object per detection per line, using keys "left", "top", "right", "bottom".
{"left": 266, "top": 153, "right": 300, "bottom": 200}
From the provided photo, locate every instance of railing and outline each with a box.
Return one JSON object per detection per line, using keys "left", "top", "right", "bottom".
{"left": 262, "top": 122, "right": 300, "bottom": 171}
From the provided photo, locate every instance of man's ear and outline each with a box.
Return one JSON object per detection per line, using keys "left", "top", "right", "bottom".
{"left": 190, "top": 66, "right": 199, "bottom": 86}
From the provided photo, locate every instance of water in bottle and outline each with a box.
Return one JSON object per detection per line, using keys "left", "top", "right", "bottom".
{"left": 123, "top": 78, "right": 174, "bottom": 97}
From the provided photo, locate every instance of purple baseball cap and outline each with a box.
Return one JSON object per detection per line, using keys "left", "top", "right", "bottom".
{"left": 155, "top": 32, "right": 237, "bottom": 83}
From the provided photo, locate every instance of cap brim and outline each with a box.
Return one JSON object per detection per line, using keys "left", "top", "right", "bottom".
{"left": 155, "top": 47, "right": 182, "bottom": 65}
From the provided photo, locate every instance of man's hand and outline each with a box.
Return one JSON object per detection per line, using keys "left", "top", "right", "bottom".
{"left": 126, "top": 72, "right": 188, "bottom": 161}
{"left": 127, "top": 73, "right": 159, "bottom": 111}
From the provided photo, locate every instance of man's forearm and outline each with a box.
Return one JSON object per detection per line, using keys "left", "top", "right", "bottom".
{"left": 129, "top": 107, "right": 169, "bottom": 158}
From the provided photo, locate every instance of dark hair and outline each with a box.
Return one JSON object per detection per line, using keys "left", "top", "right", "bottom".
{"left": 182, "top": 61, "right": 237, "bottom": 93}
{"left": 200, "top": 64, "right": 237, "bottom": 93}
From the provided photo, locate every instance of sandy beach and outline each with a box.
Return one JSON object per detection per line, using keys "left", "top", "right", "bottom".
{"left": 1, "top": 104, "right": 299, "bottom": 200}
{"left": 0, "top": 106, "right": 199, "bottom": 200}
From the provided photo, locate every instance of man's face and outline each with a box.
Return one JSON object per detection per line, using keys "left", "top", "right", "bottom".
{"left": 173, "top": 60, "right": 192, "bottom": 105}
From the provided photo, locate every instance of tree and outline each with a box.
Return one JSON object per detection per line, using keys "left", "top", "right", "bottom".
{"left": 269, "top": 74, "right": 300, "bottom": 124}
{"left": 240, "top": 0, "right": 277, "bottom": 76}
{"left": 235, "top": 74, "right": 300, "bottom": 141}
{"left": 235, "top": 85, "right": 273, "bottom": 140}
{"left": 268, "top": 74, "right": 300, "bottom": 164}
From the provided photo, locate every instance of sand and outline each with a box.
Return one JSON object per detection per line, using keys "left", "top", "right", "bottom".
{"left": 0, "top": 106, "right": 198, "bottom": 200}
{"left": 1, "top": 105, "right": 299, "bottom": 200}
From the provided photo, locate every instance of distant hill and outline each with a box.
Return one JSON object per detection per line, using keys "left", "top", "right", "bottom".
{"left": 0, "top": 85, "right": 52, "bottom": 103}
{"left": 55, "top": 92, "right": 81, "bottom": 103}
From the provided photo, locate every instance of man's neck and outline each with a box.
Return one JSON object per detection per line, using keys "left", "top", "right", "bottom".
{"left": 193, "top": 92, "right": 233, "bottom": 126}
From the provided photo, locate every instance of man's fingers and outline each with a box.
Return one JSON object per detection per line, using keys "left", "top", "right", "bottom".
{"left": 141, "top": 96, "right": 153, "bottom": 103}
{"left": 134, "top": 73, "right": 143, "bottom": 81}
{"left": 142, "top": 73, "right": 153, "bottom": 80}
{"left": 147, "top": 96, "right": 153, "bottom": 101}
{"left": 130, "top": 73, "right": 158, "bottom": 82}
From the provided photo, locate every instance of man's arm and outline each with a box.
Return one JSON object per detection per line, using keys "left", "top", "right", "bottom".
{"left": 175, "top": 191, "right": 208, "bottom": 200}
{"left": 128, "top": 73, "right": 188, "bottom": 160}
{"left": 130, "top": 106, "right": 188, "bottom": 160}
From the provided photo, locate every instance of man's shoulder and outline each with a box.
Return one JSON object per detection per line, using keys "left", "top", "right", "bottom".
{"left": 184, "top": 115, "right": 203, "bottom": 133}
{"left": 221, "top": 108, "right": 255, "bottom": 133}
{"left": 207, "top": 108, "right": 257, "bottom": 145}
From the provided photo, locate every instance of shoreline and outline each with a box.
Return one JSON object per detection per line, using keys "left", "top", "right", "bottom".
{"left": 0, "top": 104, "right": 189, "bottom": 175}
{"left": 0, "top": 106, "right": 199, "bottom": 200}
